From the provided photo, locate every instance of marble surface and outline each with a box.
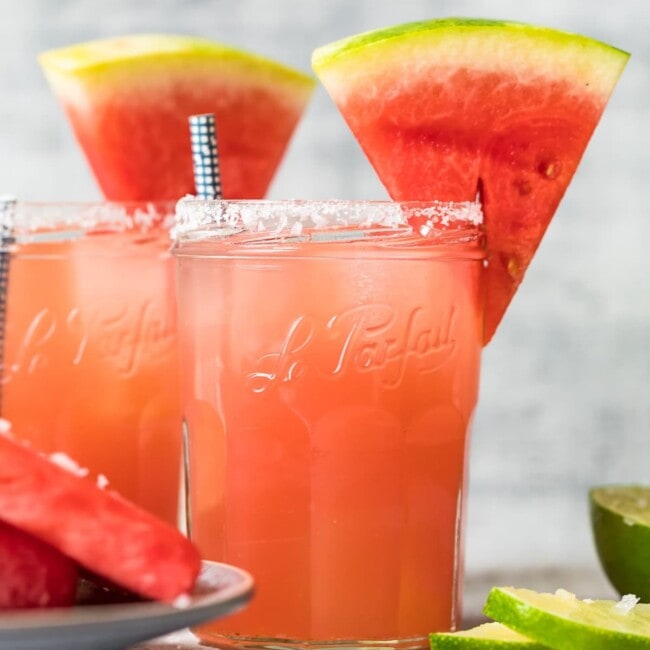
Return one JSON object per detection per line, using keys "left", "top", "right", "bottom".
{"left": 0, "top": 0, "right": 648, "bottom": 583}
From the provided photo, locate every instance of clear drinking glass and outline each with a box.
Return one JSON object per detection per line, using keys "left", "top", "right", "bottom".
{"left": 173, "top": 199, "right": 485, "bottom": 649}
{"left": 0, "top": 201, "right": 182, "bottom": 526}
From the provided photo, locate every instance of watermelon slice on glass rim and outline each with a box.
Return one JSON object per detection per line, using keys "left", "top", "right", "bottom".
{"left": 312, "top": 18, "right": 628, "bottom": 342}
{"left": 39, "top": 34, "right": 315, "bottom": 201}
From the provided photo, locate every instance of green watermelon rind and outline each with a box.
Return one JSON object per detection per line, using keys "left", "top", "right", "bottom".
{"left": 313, "top": 17, "right": 628, "bottom": 72}
{"left": 312, "top": 18, "right": 629, "bottom": 109}
{"left": 40, "top": 34, "right": 315, "bottom": 92}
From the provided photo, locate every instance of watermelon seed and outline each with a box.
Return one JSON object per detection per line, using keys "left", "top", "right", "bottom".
{"left": 538, "top": 158, "right": 562, "bottom": 180}
{"left": 513, "top": 178, "right": 532, "bottom": 196}
{"left": 507, "top": 256, "right": 520, "bottom": 280}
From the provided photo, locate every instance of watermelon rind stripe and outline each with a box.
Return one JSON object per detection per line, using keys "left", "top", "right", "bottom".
{"left": 312, "top": 18, "right": 629, "bottom": 100}
{"left": 40, "top": 33, "right": 315, "bottom": 92}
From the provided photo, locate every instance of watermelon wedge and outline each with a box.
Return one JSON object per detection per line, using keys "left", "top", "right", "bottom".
{"left": 40, "top": 34, "right": 315, "bottom": 200}
{"left": 0, "top": 520, "right": 78, "bottom": 609}
{"left": 0, "top": 434, "right": 201, "bottom": 603}
{"left": 312, "top": 19, "right": 628, "bottom": 342}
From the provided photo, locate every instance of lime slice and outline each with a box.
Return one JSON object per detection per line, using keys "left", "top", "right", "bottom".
{"left": 484, "top": 586, "right": 650, "bottom": 649}
{"left": 590, "top": 485, "right": 650, "bottom": 601}
{"left": 429, "top": 622, "right": 548, "bottom": 648}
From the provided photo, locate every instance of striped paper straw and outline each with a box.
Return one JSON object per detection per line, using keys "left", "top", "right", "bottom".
{"left": 188, "top": 113, "right": 223, "bottom": 200}
{"left": 0, "top": 197, "right": 15, "bottom": 414}
{"left": 184, "top": 115, "right": 223, "bottom": 536}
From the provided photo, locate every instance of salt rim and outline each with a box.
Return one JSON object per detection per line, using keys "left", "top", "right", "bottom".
{"left": 614, "top": 594, "right": 640, "bottom": 615}
{"left": 1, "top": 201, "right": 176, "bottom": 238}
{"left": 172, "top": 197, "right": 483, "bottom": 239}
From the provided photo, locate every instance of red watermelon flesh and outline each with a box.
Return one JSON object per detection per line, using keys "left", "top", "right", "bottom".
{"left": 0, "top": 520, "right": 78, "bottom": 609}
{"left": 39, "top": 35, "right": 315, "bottom": 201}
{"left": 0, "top": 434, "right": 201, "bottom": 603}
{"left": 312, "top": 19, "right": 629, "bottom": 342}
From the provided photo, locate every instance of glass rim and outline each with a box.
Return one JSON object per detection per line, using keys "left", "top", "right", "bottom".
{"left": 0, "top": 198, "right": 176, "bottom": 236}
{"left": 172, "top": 197, "right": 484, "bottom": 246}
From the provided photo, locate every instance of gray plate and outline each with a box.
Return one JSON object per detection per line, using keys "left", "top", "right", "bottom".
{"left": 0, "top": 561, "right": 254, "bottom": 650}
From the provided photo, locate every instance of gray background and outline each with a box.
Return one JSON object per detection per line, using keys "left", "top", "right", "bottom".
{"left": 2, "top": 0, "right": 648, "bottom": 601}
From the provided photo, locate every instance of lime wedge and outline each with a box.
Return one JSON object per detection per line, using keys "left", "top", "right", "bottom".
{"left": 590, "top": 485, "right": 650, "bottom": 601}
{"left": 484, "top": 587, "right": 650, "bottom": 649}
{"left": 430, "top": 622, "right": 548, "bottom": 648}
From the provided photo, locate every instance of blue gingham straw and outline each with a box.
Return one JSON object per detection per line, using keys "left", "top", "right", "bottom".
{"left": 0, "top": 197, "right": 15, "bottom": 414}
{"left": 183, "top": 114, "right": 224, "bottom": 537}
{"left": 188, "top": 113, "right": 223, "bottom": 200}
{"left": 182, "top": 113, "right": 222, "bottom": 537}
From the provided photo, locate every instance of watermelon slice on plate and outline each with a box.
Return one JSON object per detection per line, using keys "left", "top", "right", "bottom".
{"left": 0, "top": 433, "right": 201, "bottom": 603}
{"left": 39, "top": 34, "right": 315, "bottom": 201}
{"left": 0, "top": 520, "right": 78, "bottom": 609}
{"left": 312, "top": 19, "right": 628, "bottom": 342}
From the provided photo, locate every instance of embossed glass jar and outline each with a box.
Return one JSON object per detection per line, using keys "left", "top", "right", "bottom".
{"left": 173, "top": 199, "right": 485, "bottom": 649}
{"left": 0, "top": 201, "right": 182, "bottom": 525}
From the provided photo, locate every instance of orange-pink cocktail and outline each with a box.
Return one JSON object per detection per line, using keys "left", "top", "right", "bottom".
{"left": 174, "top": 199, "right": 484, "bottom": 648}
{"left": 1, "top": 201, "right": 182, "bottom": 526}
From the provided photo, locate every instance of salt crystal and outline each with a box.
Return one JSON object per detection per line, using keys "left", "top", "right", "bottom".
{"left": 12, "top": 201, "right": 164, "bottom": 234}
{"left": 555, "top": 588, "right": 577, "bottom": 600}
{"left": 584, "top": 598, "right": 594, "bottom": 604}
{"left": 172, "top": 593, "right": 192, "bottom": 609}
{"left": 96, "top": 474, "right": 109, "bottom": 489}
{"left": 49, "top": 452, "right": 89, "bottom": 477}
{"left": 0, "top": 418, "right": 12, "bottom": 437}
{"left": 615, "top": 594, "right": 640, "bottom": 615}
{"left": 173, "top": 198, "right": 484, "bottom": 239}
{"left": 624, "top": 517, "right": 636, "bottom": 526}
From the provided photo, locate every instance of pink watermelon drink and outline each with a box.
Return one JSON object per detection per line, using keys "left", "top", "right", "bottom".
{"left": 298, "top": 15, "right": 627, "bottom": 649}
{"left": 172, "top": 17, "right": 626, "bottom": 650}
{"left": 22, "top": 37, "right": 314, "bottom": 524}
{"left": 1, "top": 202, "right": 182, "bottom": 525}
{"left": 174, "top": 199, "right": 484, "bottom": 644}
